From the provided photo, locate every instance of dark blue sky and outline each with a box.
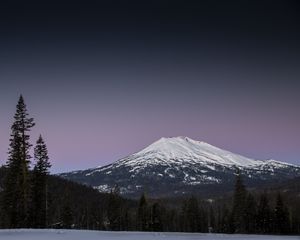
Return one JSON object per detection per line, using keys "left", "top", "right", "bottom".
{"left": 0, "top": 1, "right": 299, "bottom": 172}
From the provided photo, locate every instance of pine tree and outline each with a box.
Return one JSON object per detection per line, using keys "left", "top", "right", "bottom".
{"left": 290, "top": 205, "right": 300, "bottom": 235}
{"left": 61, "top": 192, "right": 73, "bottom": 229}
{"left": 150, "top": 202, "right": 163, "bottom": 231}
{"left": 29, "top": 135, "right": 51, "bottom": 228}
{"left": 220, "top": 204, "right": 234, "bottom": 233}
{"left": 186, "top": 196, "right": 201, "bottom": 232}
{"left": 274, "top": 193, "right": 290, "bottom": 234}
{"left": 107, "top": 185, "right": 122, "bottom": 230}
{"left": 1, "top": 133, "right": 23, "bottom": 228}
{"left": 199, "top": 203, "right": 208, "bottom": 232}
{"left": 257, "top": 192, "right": 272, "bottom": 233}
{"left": 1, "top": 95, "right": 35, "bottom": 228}
{"left": 209, "top": 205, "right": 215, "bottom": 233}
{"left": 179, "top": 199, "right": 188, "bottom": 232}
{"left": 137, "top": 193, "right": 149, "bottom": 231}
{"left": 232, "top": 169, "right": 247, "bottom": 233}
{"left": 244, "top": 193, "right": 257, "bottom": 233}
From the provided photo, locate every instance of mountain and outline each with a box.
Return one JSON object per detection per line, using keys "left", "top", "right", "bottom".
{"left": 60, "top": 136, "right": 300, "bottom": 198}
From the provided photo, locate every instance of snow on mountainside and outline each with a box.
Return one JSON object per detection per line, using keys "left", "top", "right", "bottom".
{"left": 60, "top": 137, "right": 300, "bottom": 197}
{"left": 114, "top": 136, "right": 277, "bottom": 169}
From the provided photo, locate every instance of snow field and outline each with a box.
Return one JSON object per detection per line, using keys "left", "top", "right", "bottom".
{"left": 0, "top": 229, "right": 299, "bottom": 240}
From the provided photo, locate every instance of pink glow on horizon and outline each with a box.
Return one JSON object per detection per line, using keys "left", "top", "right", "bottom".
{"left": 1, "top": 98, "right": 297, "bottom": 173}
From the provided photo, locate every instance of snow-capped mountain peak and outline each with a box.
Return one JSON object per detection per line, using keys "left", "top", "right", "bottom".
{"left": 134, "top": 136, "right": 264, "bottom": 168}
{"left": 60, "top": 136, "right": 300, "bottom": 197}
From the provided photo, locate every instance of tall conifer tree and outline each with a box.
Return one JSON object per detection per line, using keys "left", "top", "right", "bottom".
{"left": 186, "top": 196, "right": 201, "bottom": 232}
{"left": 29, "top": 135, "right": 51, "bottom": 228}
{"left": 244, "top": 193, "right": 257, "bottom": 233}
{"left": 150, "top": 202, "right": 163, "bottom": 231}
{"left": 61, "top": 192, "right": 73, "bottom": 228}
{"left": 107, "top": 185, "right": 122, "bottom": 230}
{"left": 274, "top": 193, "right": 290, "bottom": 234}
{"left": 1, "top": 95, "right": 35, "bottom": 228}
{"left": 137, "top": 193, "right": 149, "bottom": 231}
{"left": 232, "top": 169, "right": 247, "bottom": 233}
{"left": 257, "top": 192, "right": 272, "bottom": 233}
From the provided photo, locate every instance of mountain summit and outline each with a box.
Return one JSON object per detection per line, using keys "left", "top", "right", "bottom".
{"left": 132, "top": 136, "right": 266, "bottom": 167}
{"left": 60, "top": 137, "right": 300, "bottom": 197}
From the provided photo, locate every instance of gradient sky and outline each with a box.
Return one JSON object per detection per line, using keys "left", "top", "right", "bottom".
{"left": 0, "top": 1, "right": 299, "bottom": 173}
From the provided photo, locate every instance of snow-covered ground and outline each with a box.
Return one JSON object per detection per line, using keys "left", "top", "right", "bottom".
{"left": 0, "top": 229, "right": 298, "bottom": 240}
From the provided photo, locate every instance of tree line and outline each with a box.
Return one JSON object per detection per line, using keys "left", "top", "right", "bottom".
{"left": 103, "top": 172, "right": 299, "bottom": 235}
{"left": 0, "top": 96, "right": 299, "bottom": 235}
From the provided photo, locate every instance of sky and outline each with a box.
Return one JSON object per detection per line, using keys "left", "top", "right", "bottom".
{"left": 0, "top": 1, "right": 299, "bottom": 173}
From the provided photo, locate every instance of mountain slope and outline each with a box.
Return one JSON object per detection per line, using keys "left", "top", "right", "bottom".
{"left": 60, "top": 137, "right": 300, "bottom": 197}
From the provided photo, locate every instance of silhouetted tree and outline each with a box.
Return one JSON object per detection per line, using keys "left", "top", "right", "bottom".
{"left": 185, "top": 196, "right": 201, "bottom": 232}
{"left": 209, "top": 206, "right": 216, "bottom": 232}
{"left": 1, "top": 95, "right": 35, "bottom": 228}
{"left": 107, "top": 185, "right": 122, "bottom": 230}
{"left": 257, "top": 193, "right": 272, "bottom": 233}
{"left": 150, "top": 202, "right": 163, "bottom": 231}
{"left": 220, "top": 204, "right": 234, "bottom": 233}
{"left": 232, "top": 170, "right": 247, "bottom": 233}
{"left": 290, "top": 204, "right": 300, "bottom": 234}
{"left": 61, "top": 193, "right": 73, "bottom": 228}
{"left": 274, "top": 193, "right": 290, "bottom": 234}
{"left": 137, "top": 193, "right": 149, "bottom": 231}
{"left": 244, "top": 193, "right": 257, "bottom": 233}
{"left": 29, "top": 135, "right": 51, "bottom": 228}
